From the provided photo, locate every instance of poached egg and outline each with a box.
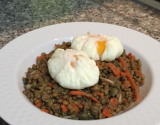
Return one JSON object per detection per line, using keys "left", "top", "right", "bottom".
{"left": 71, "top": 32, "right": 123, "bottom": 61}
{"left": 48, "top": 49, "right": 99, "bottom": 89}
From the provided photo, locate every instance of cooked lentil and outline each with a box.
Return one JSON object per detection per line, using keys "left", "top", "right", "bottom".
{"left": 22, "top": 41, "right": 145, "bottom": 120}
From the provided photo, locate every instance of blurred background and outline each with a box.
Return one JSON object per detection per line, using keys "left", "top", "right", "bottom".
{"left": 0, "top": 0, "right": 160, "bottom": 124}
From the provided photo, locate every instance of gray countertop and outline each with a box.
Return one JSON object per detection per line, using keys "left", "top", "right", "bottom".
{"left": 0, "top": 0, "right": 160, "bottom": 124}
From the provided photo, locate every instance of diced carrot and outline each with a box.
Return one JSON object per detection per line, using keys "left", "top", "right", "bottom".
{"left": 48, "top": 83, "right": 53, "bottom": 87}
{"left": 127, "top": 53, "right": 133, "bottom": 59}
{"left": 110, "top": 98, "right": 119, "bottom": 106}
{"left": 42, "top": 68, "right": 47, "bottom": 74}
{"left": 97, "top": 92, "right": 104, "bottom": 99}
{"left": 90, "top": 96, "right": 101, "bottom": 104}
{"left": 116, "top": 74, "right": 120, "bottom": 79}
{"left": 41, "top": 109, "right": 49, "bottom": 113}
{"left": 108, "top": 74, "right": 120, "bottom": 81}
{"left": 124, "top": 99, "right": 128, "bottom": 103}
{"left": 35, "top": 100, "right": 42, "bottom": 107}
{"left": 118, "top": 57, "right": 139, "bottom": 101}
{"left": 54, "top": 44, "right": 57, "bottom": 49}
{"left": 70, "top": 102, "right": 79, "bottom": 114}
{"left": 78, "top": 105, "right": 83, "bottom": 109}
{"left": 37, "top": 55, "right": 47, "bottom": 61}
{"left": 108, "top": 75, "right": 113, "bottom": 80}
{"left": 102, "top": 98, "right": 119, "bottom": 117}
{"left": 126, "top": 71, "right": 139, "bottom": 101}
{"left": 96, "top": 61, "right": 100, "bottom": 67}
{"left": 120, "top": 72, "right": 126, "bottom": 77}
{"left": 102, "top": 108, "right": 112, "bottom": 117}
{"left": 61, "top": 105, "right": 68, "bottom": 112}
{"left": 137, "top": 70, "right": 144, "bottom": 77}
{"left": 105, "top": 63, "right": 120, "bottom": 75}
{"left": 69, "top": 91, "right": 100, "bottom": 104}
{"left": 37, "top": 56, "right": 43, "bottom": 61}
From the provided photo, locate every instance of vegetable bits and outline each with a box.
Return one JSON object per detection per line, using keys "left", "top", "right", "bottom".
{"left": 22, "top": 41, "right": 144, "bottom": 120}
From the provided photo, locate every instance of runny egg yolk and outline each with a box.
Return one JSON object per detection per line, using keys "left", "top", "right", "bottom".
{"left": 96, "top": 41, "right": 107, "bottom": 56}
{"left": 71, "top": 55, "right": 82, "bottom": 68}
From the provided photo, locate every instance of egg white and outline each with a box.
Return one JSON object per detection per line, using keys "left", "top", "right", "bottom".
{"left": 71, "top": 33, "right": 123, "bottom": 61}
{"left": 48, "top": 49, "right": 99, "bottom": 89}
{"left": 101, "top": 36, "right": 124, "bottom": 61}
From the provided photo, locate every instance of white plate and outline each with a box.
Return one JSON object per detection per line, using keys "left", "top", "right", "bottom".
{"left": 0, "top": 22, "right": 160, "bottom": 125}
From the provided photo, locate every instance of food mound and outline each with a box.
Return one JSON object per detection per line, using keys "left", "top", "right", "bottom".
{"left": 22, "top": 33, "right": 145, "bottom": 120}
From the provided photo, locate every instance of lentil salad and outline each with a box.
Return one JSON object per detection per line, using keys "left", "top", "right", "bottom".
{"left": 22, "top": 41, "right": 145, "bottom": 120}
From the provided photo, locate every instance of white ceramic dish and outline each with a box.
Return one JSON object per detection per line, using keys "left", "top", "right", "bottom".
{"left": 0, "top": 22, "right": 160, "bottom": 125}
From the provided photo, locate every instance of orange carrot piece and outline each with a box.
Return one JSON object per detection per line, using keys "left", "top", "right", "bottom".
{"left": 108, "top": 75, "right": 113, "bottom": 80}
{"left": 37, "top": 56, "right": 45, "bottom": 61}
{"left": 35, "top": 100, "right": 42, "bottom": 107}
{"left": 126, "top": 72, "right": 139, "bottom": 100}
{"left": 69, "top": 91, "right": 100, "bottom": 104}
{"left": 42, "top": 68, "right": 47, "bottom": 74}
{"left": 41, "top": 109, "right": 49, "bottom": 113}
{"left": 37, "top": 54, "right": 48, "bottom": 61}
{"left": 61, "top": 105, "right": 68, "bottom": 112}
{"left": 55, "top": 44, "right": 60, "bottom": 48}
{"left": 105, "top": 63, "right": 120, "bottom": 75}
{"left": 127, "top": 53, "right": 133, "bottom": 59}
{"left": 96, "top": 61, "right": 100, "bottom": 67}
{"left": 97, "top": 92, "right": 104, "bottom": 99}
{"left": 116, "top": 74, "right": 120, "bottom": 79}
{"left": 128, "top": 53, "right": 137, "bottom": 72}
{"left": 102, "top": 98, "right": 119, "bottom": 117}
{"left": 108, "top": 74, "right": 120, "bottom": 81}
{"left": 48, "top": 83, "right": 53, "bottom": 87}
{"left": 137, "top": 70, "right": 143, "bottom": 77}
{"left": 120, "top": 72, "right": 126, "bottom": 77}
{"left": 70, "top": 102, "right": 79, "bottom": 114}
{"left": 90, "top": 97, "right": 101, "bottom": 104}
{"left": 78, "top": 105, "right": 83, "bottom": 109}
{"left": 139, "top": 80, "right": 143, "bottom": 85}
{"left": 118, "top": 57, "right": 139, "bottom": 101}
{"left": 124, "top": 99, "right": 128, "bottom": 103}
{"left": 37, "top": 56, "right": 43, "bottom": 61}
{"left": 102, "top": 108, "right": 112, "bottom": 117}
{"left": 118, "top": 57, "right": 127, "bottom": 67}
{"left": 110, "top": 98, "right": 119, "bottom": 106}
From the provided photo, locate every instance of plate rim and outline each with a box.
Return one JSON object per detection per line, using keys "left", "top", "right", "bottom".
{"left": 0, "top": 22, "right": 160, "bottom": 125}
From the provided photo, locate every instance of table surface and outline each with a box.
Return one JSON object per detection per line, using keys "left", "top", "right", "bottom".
{"left": 0, "top": 0, "right": 160, "bottom": 124}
